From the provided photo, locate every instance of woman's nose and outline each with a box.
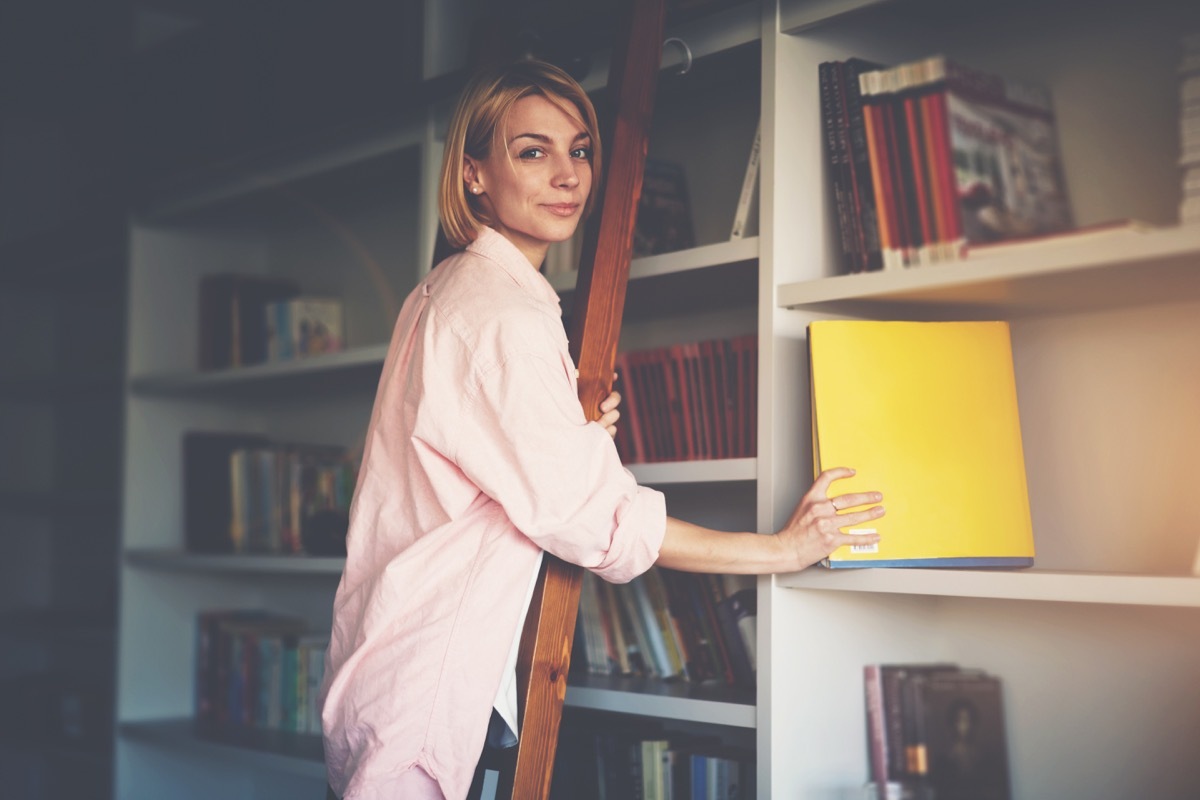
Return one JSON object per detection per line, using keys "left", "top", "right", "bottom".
{"left": 553, "top": 157, "right": 580, "bottom": 188}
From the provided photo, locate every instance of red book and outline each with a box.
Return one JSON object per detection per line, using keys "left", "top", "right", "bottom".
{"left": 882, "top": 98, "right": 915, "bottom": 266}
{"left": 614, "top": 352, "right": 645, "bottom": 464}
{"left": 667, "top": 344, "right": 695, "bottom": 461}
{"left": 903, "top": 93, "right": 935, "bottom": 260}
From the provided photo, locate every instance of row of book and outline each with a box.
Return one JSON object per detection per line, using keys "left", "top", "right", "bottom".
{"left": 194, "top": 610, "right": 328, "bottom": 736}
{"left": 820, "top": 54, "right": 1073, "bottom": 273}
{"left": 184, "top": 431, "right": 356, "bottom": 555}
{"left": 1181, "top": 32, "right": 1200, "bottom": 224}
{"left": 197, "top": 273, "right": 345, "bottom": 371}
{"left": 863, "top": 663, "right": 1011, "bottom": 800}
{"left": 554, "top": 723, "right": 754, "bottom": 800}
{"left": 575, "top": 569, "right": 756, "bottom": 689}
{"left": 613, "top": 335, "right": 757, "bottom": 465}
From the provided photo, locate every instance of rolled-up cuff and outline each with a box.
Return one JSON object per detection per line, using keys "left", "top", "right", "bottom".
{"left": 589, "top": 483, "right": 666, "bottom": 584}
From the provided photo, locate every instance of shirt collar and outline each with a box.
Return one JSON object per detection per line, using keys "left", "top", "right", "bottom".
{"left": 466, "top": 226, "right": 562, "bottom": 308}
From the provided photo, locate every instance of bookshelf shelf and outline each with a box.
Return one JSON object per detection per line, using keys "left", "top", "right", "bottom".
{"left": 779, "top": 567, "right": 1200, "bottom": 608}
{"left": 124, "top": 549, "right": 346, "bottom": 576}
{"left": 776, "top": 224, "right": 1200, "bottom": 318}
{"left": 565, "top": 673, "right": 755, "bottom": 728}
{"left": 119, "top": 719, "right": 326, "bottom": 779}
{"left": 628, "top": 457, "right": 756, "bottom": 485}
{"left": 547, "top": 236, "right": 760, "bottom": 293}
{"left": 128, "top": 343, "right": 389, "bottom": 398}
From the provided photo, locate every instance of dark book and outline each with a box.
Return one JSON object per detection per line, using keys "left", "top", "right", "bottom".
{"left": 841, "top": 58, "right": 886, "bottom": 271}
{"left": 821, "top": 61, "right": 860, "bottom": 274}
{"left": 709, "top": 576, "right": 754, "bottom": 688}
{"left": 633, "top": 159, "right": 695, "bottom": 257}
{"left": 878, "top": 664, "right": 960, "bottom": 782}
{"left": 921, "top": 672, "right": 1012, "bottom": 800}
{"left": 197, "top": 274, "right": 299, "bottom": 370}
{"left": 184, "top": 431, "right": 271, "bottom": 554}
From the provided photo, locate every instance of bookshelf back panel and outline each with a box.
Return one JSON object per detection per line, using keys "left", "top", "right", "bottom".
{"left": 656, "top": 482, "right": 757, "bottom": 533}
{"left": 1012, "top": 300, "right": 1200, "bottom": 574}
{"left": 645, "top": 42, "right": 762, "bottom": 247}
{"left": 768, "top": 585, "right": 1200, "bottom": 799}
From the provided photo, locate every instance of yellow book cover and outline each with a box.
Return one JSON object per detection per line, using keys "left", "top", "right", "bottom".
{"left": 809, "top": 320, "right": 1034, "bottom": 568}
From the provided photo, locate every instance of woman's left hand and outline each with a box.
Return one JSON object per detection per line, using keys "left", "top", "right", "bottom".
{"left": 597, "top": 389, "right": 621, "bottom": 438}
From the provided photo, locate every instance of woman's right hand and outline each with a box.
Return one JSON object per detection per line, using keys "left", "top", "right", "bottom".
{"left": 776, "top": 467, "right": 884, "bottom": 570}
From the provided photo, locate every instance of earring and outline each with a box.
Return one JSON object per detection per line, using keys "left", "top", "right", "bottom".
{"left": 471, "top": 185, "right": 482, "bottom": 194}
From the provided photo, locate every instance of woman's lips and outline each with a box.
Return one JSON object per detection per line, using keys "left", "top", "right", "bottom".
{"left": 544, "top": 203, "right": 580, "bottom": 217}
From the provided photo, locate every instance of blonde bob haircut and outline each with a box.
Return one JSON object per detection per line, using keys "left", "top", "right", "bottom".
{"left": 438, "top": 59, "right": 602, "bottom": 250}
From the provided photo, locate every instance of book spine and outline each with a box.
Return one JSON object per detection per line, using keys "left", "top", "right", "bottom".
{"left": 885, "top": 93, "right": 919, "bottom": 267}
{"left": 864, "top": 665, "right": 890, "bottom": 798}
{"left": 861, "top": 83, "right": 901, "bottom": 270}
{"left": 823, "top": 62, "right": 861, "bottom": 273}
{"left": 730, "top": 120, "right": 761, "bottom": 240}
{"left": 902, "top": 93, "right": 935, "bottom": 264}
{"left": 844, "top": 59, "right": 884, "bottom": 271}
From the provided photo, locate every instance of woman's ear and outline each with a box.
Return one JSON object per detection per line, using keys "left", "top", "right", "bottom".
{"left": 463, "top": 158, "right": 482, "bottom": 195}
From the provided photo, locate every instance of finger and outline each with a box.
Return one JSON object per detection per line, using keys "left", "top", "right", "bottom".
{"left": 607, "top": 425, "right": 617, "bottom": 439}
{"left": 833, "top": 506, "right": 885, "bottom": 531}
{"left": 810, "top": 467, "right": 856, "bottom": 500}
{"left": 600, "top": 391, "right": 622, "bottom": 412}
{"left": 833, "top": 530, "right": 881, "bottom": 553}
{"left": 830, "top": 491, "right": 883, "bottom": 511}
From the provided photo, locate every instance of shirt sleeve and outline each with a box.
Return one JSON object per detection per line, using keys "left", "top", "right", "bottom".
{"left": 451, "top": 341, "right": 666, "bottom": 585}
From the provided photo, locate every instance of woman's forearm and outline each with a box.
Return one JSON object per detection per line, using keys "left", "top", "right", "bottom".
{"left": 654, "top": 516, "right": 795, "bottom": 574}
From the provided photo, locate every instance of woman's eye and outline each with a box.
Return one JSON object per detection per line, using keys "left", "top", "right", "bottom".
{"left": 519, "top": 148, "right": 546, "bottom": 160}
{"left": 571, "top": 147, "right": 592, "bottom": 160}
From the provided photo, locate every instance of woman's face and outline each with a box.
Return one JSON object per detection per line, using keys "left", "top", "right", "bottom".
{"left": 464, "top": 93, "right": 593, "bottom": 268}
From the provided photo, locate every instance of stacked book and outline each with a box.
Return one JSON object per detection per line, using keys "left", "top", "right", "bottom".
{"left": 184, "top": 431, "right": 356, "bottom": 555}
{"left": 553, "top": 718, "right": 755, "bottom": 800}
{"left": 820, "top": 55, "right": 1074, "bottom": 272}
{"left": 863, "top": 663, "right": 1012, "bottom": 800}
{"left": 575, "top": 569, "right": 756, "bottom": 690}
{"left": 1182, "top": 32, "right": 1200, "bottom": 224}
{"left": 613, "top": 335, "right": 757, "bottom": 465}
{"left": 194, "top": 610, "right": 328, "bottom": 737}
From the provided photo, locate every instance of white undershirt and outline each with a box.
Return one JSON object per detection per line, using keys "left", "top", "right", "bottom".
{"left": 490, "top": 550, "right": 544, "bottom": 748}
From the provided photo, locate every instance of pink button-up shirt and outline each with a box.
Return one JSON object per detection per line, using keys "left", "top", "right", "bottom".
{"left": 320, "top": 227, "right": 667, "bottom": 800}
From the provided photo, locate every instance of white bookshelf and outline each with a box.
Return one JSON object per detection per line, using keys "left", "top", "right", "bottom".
{"left": 115, "top": 4, "right": 766, "bottom": 797}
{"left": 759, "top": 1, "right": 1200, "bottom": 799}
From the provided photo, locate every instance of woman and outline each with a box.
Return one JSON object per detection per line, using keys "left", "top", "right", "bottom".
{"left": 320, "top": 59, "right": 884, "bottom": 800}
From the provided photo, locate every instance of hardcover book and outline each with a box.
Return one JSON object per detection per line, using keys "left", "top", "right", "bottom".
{"left": 633, "top": 158, "right": 695, "bottom": 257}
{"left": 809, "top": 320, "right": 1034, "bottom": 568}
{"left": 858, "top": 56, "right": 1073, "bottom": 267}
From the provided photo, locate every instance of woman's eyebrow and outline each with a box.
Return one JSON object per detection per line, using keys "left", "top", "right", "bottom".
{"left": 508, "top": 131, "right": 592, "bottom": 146}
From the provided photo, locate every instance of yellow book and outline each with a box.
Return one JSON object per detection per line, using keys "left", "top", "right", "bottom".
{"left": 809, "top": 320, "right": 1034, "bottom": 568}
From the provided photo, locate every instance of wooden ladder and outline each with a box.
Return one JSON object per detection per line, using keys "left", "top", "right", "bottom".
{"left": 482, "top": 1, "right": 667, "bottom": 797}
